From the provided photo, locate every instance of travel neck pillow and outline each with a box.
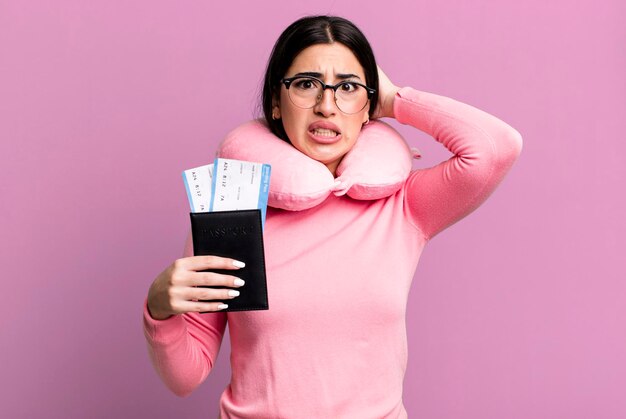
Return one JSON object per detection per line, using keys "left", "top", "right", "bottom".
{"left": 217, "top": 119, "right": 418, "bottom": 211}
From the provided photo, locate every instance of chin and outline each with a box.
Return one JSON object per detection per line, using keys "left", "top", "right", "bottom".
{"left": 305, "top": 146, "right": 344, "bottom": 165}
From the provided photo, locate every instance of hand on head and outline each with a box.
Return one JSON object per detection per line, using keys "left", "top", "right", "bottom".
{"left": 372, "top": 66, "right": 400, "bottom": 120}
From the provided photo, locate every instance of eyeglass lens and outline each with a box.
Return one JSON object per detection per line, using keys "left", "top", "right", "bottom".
{"left": 287, "top": 77, "right": 369, "bottom": 114}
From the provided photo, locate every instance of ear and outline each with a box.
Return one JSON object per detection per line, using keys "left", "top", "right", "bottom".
{"left": 271, "top": 95, "right": 281, "bottom": 120}
{"left": 272, "top": 105, "right": 281, "bottom": 120}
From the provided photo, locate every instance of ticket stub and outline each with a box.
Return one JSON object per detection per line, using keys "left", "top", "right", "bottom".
{"left": 210, "top": 158, "right": 271, "bottom": 226}
{"left": 182, "top": 164, "right": 213, "bottom": 213}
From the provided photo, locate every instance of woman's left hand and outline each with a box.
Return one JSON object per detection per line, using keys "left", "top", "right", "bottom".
{"left": 372, "top": 66, "right": 400, "bottom": 120}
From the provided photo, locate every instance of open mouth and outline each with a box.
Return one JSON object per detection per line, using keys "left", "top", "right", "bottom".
{"left": 310, "top": 128, "right": 339, "bottom": 137}
{"left": 307, "top": 121, "right": 342, "bottom": 143}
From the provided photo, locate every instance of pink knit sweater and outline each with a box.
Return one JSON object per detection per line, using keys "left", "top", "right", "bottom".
{"left": 143, "top": 87, "right": 522, "bottom": 418}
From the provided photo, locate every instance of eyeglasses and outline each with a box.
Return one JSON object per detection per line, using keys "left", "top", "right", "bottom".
{"left": 280, "top": 76, "right": 376, "bottom": 115}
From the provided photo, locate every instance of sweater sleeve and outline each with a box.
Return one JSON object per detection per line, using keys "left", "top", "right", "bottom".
{"left": 394, "top": 87, "right": 523, "bottom": 239}
{"left": 142, "top": 232, "right": 227, "bottom": 397}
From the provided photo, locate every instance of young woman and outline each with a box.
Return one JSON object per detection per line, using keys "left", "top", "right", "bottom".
{"left": 143, "top": 15, "right": 522, "bottom": 418}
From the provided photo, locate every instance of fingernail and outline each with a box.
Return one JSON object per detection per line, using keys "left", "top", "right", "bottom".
{"left": 233, "top": 260, "right": 245, "bottom": 268}
{"left": 217, "top": 304, "right": 228, "bottom": 310}
{"left": 234, "top": 278, "right": 245, "bottom": 286}
{"left": 228, "top": 290, "right": 240, "bottom": 297}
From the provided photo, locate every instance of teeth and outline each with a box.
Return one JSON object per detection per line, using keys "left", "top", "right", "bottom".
{"left": 312, "top": 128, "right": 338, "bottom": 137}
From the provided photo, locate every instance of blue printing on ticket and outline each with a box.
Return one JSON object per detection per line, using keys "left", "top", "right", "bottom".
{"left": 209, "top": 161, "right": 218, "bottom": 212}
{"left": 209, "top": 158, "right": 235, "bottom": 213}
{"left": 258, "top": 164, "right": 271, "bottom": 229}
{"left": 182, "top": 171, "right": 196, "bottom": 212}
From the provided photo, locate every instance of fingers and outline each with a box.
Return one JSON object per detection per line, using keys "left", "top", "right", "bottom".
{"left": 165, "top": 284, "right": 241, "bottom": 314}
{"left": 170, "top": 269, "right": 245, "bottom": 288}
{"left": 373, "top": 65, "right": 400, "bottom": 119}
{"left": 377, "top": 65, "right": 391, "bottom": 85}
{"left": 174, "top": 255, "right": 246, "bottom": 272}
{"left": 147, "top": 256, "right": 247, "bottom": 318}
{"left": 172, "top": 263, "right": 245, "bottom": 311}
{"left": 174, "top": 300, "right": 231, "bottom": 313}
{"left": 194, "top": 271, "right": 245, "bottom": 287}
{"left": 185, "top": 286, "right": 242, "bottom": 302}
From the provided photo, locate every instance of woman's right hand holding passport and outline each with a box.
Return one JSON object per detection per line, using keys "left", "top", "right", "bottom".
{"left": 147, "top": 256, "right": 245, "bottom": 320}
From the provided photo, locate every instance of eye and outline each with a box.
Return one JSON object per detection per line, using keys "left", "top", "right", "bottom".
{"left": 293, "top": 78, "right": 320, "bottom": 90}
{"left": 338, "top": 82, "right": 359, "bottom": 93}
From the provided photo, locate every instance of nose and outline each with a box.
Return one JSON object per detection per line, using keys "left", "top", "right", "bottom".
{"left": 314, "top": 87, "right": 337, "bottom": 116}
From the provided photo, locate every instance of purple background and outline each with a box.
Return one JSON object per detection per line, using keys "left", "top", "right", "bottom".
{"left": 1, "top": 0, "right": 624, "bottom": 418}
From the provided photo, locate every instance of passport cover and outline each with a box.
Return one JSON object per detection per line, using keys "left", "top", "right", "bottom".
{"left": 190, "top": 209, "right": 269, "bottom": 312}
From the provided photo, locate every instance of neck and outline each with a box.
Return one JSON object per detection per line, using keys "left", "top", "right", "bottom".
{"left": 325, "top": 161, "right": 339, "bottom": 176}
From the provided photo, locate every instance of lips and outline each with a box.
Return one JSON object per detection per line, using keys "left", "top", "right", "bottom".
{"left": 308, "top": 121, "right": 342, "bottom": 144}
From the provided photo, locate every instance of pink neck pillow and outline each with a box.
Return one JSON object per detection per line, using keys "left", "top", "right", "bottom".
{"left": 217, "top": 119, "right": 417, "bottom": 211}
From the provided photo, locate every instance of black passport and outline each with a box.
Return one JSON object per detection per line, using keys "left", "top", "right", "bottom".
{"left": 190, "top": 209, "right": 269, "bottom": 312}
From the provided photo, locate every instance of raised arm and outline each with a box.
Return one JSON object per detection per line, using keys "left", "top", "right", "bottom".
{"left": 393, "top": 87, "right": 522, "bottom": 239}
{"left": 142, "top": 233, "right": 230, "bottom": 396}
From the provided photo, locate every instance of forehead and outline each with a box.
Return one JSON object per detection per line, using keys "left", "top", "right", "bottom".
{"left": 286, "top": 43, "right": 365, "bottom": 79}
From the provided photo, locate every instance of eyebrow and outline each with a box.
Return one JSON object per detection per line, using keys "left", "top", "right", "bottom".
{"left": 292, "top": 71, "right": 362, "bottom": 81}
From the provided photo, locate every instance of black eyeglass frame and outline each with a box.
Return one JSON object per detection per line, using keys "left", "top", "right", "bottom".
{"left": 280, "top": 76, "right": 376, "bottom": 114}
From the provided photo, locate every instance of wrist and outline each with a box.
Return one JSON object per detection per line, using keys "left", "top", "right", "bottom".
{"left": 378, "top": 87, "right": 400, "bottom": 119}
{"left": 384, "top": 87, "right": 400, "bottom": 118}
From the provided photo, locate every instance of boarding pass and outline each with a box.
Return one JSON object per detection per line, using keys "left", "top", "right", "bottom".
{"left": 182, "top": 164, "right": 214, "bottom": 213}
{"left": 183, "top": 158, "right": 271, "bottom": 227}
